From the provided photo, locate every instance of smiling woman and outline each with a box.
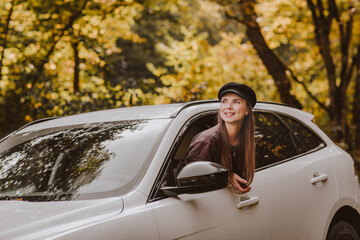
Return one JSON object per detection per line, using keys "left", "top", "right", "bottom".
{"left": 220, "top": 93, "right": 249, "bottom": 126}
{"left": 182, "top": 82, "right": 257, "bottom": 195}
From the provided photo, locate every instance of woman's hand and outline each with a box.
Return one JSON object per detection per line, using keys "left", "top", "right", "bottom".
{"left": 229, "top": 173, "right": 251, "bottom": 194}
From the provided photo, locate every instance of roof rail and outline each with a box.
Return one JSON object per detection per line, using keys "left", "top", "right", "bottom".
{"left": 256, "top": 101, "right": 301, "bottom": 109}
{"left": 170, "top": 99, "right": 219, "bottom": 118}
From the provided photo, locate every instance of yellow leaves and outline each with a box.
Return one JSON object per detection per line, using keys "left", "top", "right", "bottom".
{"left": 2, "top": 48, "right": 22, "bottom": 65}
{"left": 81, "top": 95, "right": 91, "bottom": 102}
{"left": 25, "top": 115, "right": 33, "bottom": 123}
{"left": 4, "top": 1, "right": 13, "bottom": 10}
{"left": 151, "top": 26, "right": 271, "bottom": 102}
{"left": 24, "top": 43, "right": 41, "bottom": 56}
{"left": 146, "top": 63, "right": 167, "bottom": 77}
{"left": 1, "top": 66, "right": 9, "bottom": 76}
{"left": 34, "top": 102, "right": 42, "bottom": 109}
{"left": 73, "top": 23, "right": 81, "bottom": 31}
{"left": 50, "top": 92, "right": 59, "bottom": 100}
{"left": 45, "top": 61, "right": 57, "bottom": 71}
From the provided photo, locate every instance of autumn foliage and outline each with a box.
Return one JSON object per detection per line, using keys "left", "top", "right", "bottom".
{"left": 0, "top": 0, "right": 359, "bottom": 157}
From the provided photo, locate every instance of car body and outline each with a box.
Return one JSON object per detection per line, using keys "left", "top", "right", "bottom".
{"left": 0, "top": 100, "right": 359, "bottom": 240}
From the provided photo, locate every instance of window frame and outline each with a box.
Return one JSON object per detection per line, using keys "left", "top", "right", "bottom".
{"left": 253, "top": 109, "right": 326, "bottom": 172}
{"left": 147, "top": 110, "right": 218, "bottom": 203}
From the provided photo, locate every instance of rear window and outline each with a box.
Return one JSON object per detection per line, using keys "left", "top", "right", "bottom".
{"left": 254, "top": 112, "right": 298, "bottom": 169}
{"left": 0, "top": 119, "right": 170, "bottom": 201}
{"left": 279, "top": 115, "right": 325, "bottom": 153}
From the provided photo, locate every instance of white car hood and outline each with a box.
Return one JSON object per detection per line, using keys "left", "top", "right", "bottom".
{"left": 0, "top": 197, "right": 124, "bottom": 239}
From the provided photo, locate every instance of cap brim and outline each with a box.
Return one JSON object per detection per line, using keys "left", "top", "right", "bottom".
{"left": 219, "top": 89, "right": 248, "bottom": 102}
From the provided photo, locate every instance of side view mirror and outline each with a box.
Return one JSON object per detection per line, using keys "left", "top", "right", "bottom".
{"left": 161, "top": 161, "right": 228, "bottom": 197}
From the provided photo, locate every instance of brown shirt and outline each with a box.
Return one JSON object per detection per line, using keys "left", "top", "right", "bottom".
{"left": 184, "top": 124, "right": 242, "bottom": 176}
{"left": 184, "top": 125, "right": 222, "bottom": 165}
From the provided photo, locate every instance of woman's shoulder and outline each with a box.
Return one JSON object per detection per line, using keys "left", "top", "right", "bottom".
{"left": 193, "top": 124, "right": 221, "bottom": 142}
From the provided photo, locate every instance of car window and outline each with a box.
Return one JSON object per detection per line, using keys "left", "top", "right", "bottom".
{"left": 0, "top": 119, "right": 170, "bottom": 201}
{"left": 254, "top": 112, "right": 298, "bottom": 169}
{"left": 173, "top": 113, "right": 218, "bottom": 162}
{"left": 279, "top": 115, "right": 325, "bottom": 153}
{"left": 150, "top": 113, "right": 217, "bottom": 200}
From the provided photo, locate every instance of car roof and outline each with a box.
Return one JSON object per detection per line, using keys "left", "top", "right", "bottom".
{"left": 15, "top": 103, "right": 182, "bottom": 134}
{"left": 14, "top": 100, "right": 313, "bottom": 134}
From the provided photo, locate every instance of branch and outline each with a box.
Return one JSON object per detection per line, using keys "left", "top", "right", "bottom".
{"left": 224, "top": 9, "right": 245, "bottom": 25}
{"left": 341, "top": 49, "right": 357, "bottom": 91}
{"left": 287, "top": 68, "right": 330, "bottom": 114}
{"left": 306, "top": 0, "right": 322, "bottom": 47}
{"left": 71, "top": 39, "right": 80, "bottom": 93}
{"left": 29, "top": 0, "right": 90, "bottom": 86}
{"left": 316, "top": 0, "right": 325, "bottom": 19}
{"left": 306, "top": 0, "right": 337, "bottom": 90}
{"left": 340, "top": 5, "right": 355, "bottom": 88}
{"left": 327, "top": 0, "right": 338, "bottom": 24}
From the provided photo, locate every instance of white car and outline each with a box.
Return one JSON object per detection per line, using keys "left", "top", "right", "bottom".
{"left": 0, "top": 101, "right": 359, "bottom": 240}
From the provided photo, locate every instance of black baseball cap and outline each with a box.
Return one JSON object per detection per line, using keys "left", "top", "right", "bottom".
{"left": 218, "top": 82, "right": 257, "bottom": 108}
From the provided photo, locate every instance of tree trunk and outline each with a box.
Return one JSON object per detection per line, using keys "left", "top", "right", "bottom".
{"left": 235, "top": 0, "right": 303, "bottom": 109}
{"left": 27, "top": 0, "right": 89, "bottom": 87}
{"left": 72, "top": 40, "right": 80, "bottom": 93}
{"left": 306, "top": 0, "right": 355, "bottom": 146}
{"left": 354, "top": 46, "right": 360, "bottom": 151}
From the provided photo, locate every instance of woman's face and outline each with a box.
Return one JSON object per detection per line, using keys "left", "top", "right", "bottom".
{"left": 220, "top": 92, "right": 250, "bottom": 125}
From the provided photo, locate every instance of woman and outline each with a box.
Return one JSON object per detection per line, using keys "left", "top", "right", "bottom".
{"left": 184, "top": 82, "right": 256, "bottom": 194}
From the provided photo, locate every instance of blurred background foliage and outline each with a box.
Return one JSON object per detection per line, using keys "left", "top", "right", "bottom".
{"left": 0, "top": 0, "right": 359, "bottom": 158}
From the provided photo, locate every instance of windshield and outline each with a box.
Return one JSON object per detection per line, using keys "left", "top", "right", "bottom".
{"left": 0, "top": 119, "right": 170, "bottom": 201}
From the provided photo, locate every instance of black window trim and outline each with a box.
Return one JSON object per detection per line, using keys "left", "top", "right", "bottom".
{"left": 275, "top": 111, "right": 327, "bottom": 150}
{"left": 255, "top": 143, "right": 326, "bottom": 172}
{"left": 274, "top": 113, "right": 305, "bottom": 155}
{"left": 253, "top": 109, "right": 327, "bottom": 172}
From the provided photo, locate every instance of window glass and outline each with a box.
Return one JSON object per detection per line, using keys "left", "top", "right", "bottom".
{"left": 0, "top": 119, "right": 170, "bottom": 201}
{"left": 280, "top": 115, "right": 325, "bottom": 153}
{"left": 254, "top": 112, "right": 298, "bottom": 169}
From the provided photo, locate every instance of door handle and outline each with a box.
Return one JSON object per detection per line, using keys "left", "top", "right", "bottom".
{"left": 237, "top": 195, "right": 259, "bottom": 209}
{"left": 311, "top": 172, "right": 328, "bottom": 185}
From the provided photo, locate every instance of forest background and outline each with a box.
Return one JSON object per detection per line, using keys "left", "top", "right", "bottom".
{"left": 0, "top": 0, "right": 360, "bottom": 160}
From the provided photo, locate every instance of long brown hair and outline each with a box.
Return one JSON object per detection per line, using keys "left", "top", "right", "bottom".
{"left": 218, "top": 103, "right": 255, "bottom": 184}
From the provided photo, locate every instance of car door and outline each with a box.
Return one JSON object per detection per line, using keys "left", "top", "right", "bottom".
{"left": 252, "top": 111, "right": 336, "bottom": 240}
{"left": 148, "top": 112, "right": 267, "bottom": 240}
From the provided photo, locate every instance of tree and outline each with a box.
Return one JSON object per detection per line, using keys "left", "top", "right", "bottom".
{"left": 0, "top": 0, "right": 91, "bottom": 135}
{"left": 305, "top": 0, "right": 359, "bottom": 148}
{"left": 354, "top": 46, "right": 360, "bottom": 150}
{"left": 0, "top": 0, "right": 146, "bottom": 136}
{"left": 214, "top": 0, "right": 359, "bottom": 150}
{"left": 212, "top": 0, "right": 303, "bottom": 109}
{"left": 141, "top": 0, "right": 274, "bottom": 103}
{"left": 1, "top": 0, "right": 359, "bottom": 155}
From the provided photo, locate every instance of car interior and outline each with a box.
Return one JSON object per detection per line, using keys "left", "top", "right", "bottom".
{"left": 159, "top": 113, "right": 218, "bottom": 189}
